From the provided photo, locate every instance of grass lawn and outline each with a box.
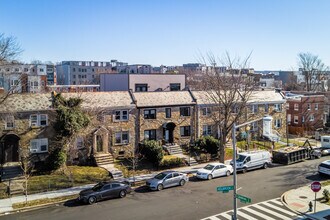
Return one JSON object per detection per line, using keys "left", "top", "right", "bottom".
{"left": 12, "top": 194, "right": 77, "bottom": 209}
{"left": 27, "top": 166, "right": 110, "bottom": 195}
{"left": 0, "top": 182, "right": 8, "bottom": 199}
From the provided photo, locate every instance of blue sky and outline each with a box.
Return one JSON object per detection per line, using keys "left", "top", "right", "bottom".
{"left": 1, "top": 0, "right": 329, "bottom": 70}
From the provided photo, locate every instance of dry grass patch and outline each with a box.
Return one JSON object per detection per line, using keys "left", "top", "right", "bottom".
{"left": 13, "top": 194, "right": 77, "bottom": 209}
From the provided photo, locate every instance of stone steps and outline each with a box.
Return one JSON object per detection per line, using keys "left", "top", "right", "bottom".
{"left": 163, "top": 145, "right": 183, "bottom": 155}
{"left": 94, "top": 153, "right": 114, "bottom": 166}
{"left": 185, "top": 157, "right": 199, "bottom": 166}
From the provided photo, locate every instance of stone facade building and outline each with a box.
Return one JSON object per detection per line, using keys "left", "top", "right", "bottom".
{"left": 0, "top": 89, "right": 286, "bottom": 168}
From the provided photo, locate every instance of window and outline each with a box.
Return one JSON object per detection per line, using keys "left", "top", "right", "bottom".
{"left": 5, "top": 116, "right": 14, "bottom": 129}
{"left": 165, "top": 108, "right": 171, "bottom": 118}
{"left": 274, "top": 104, "right": 282, "bottom": 112}
{"left": 135, "top": 84, "right": 148, "bottom": 92}
{"left": 180, "top": 126, "right": 191, "bottom": 137}
{"left": 251, "top": 105, "right": 258, "bottom": 113}
{"left": 73, "top": 75, "right": 76, "bottom": 79}
{"left": 294, "top": 116, "right": 299, "bottom": 124}
{"left": 144, "top": 109, "right": 156, "bottom": 119}
{"left": 202, "top": 125, "right": 212, "bottom": 136}
{"left": 202, "top": 107, "right": 211, "bottom": 116}
{"left": 76, "top": 137, "right": 84, "bottom": 149}
{"left": 114, "top": 110, "right": 129, "bottom": 121}
{"left": 115, "top": 131, "right": 129, "bottom": 144}
{"left": 169, "top": 83, "right": 181, "bottom": 91}
{"left": 30, "top": 138, "right": 48, "bottom": 153}
{"left": 315, "top": 103, "right": 319, "bottom": 110}
{"left": 30, "top": 114, "right": 48, "bottom": 127}
{"left": 294, "top": 103, "right": 299, "bottom": 111}
{"left": 307, "top": 104, "right": 311, "bottom": 110}
{"left": 302, "top": 116, "right": 305, "bottom": 123}
{"left": 251, "top": 122, "right": 257, "bottom": 131}
{"left": 39, "top": 68, "right": 44, "bottom": 72}
{"left": 310, "top": 114, "right": 315, "bottom": 121}
{"left": 144, "top": 129, "right": 156, "bottom": 140}
{"left": 287, "top": 114, "right": 291, "bottom": 124}
{"left": 180, "top": 107, "right": 190, "bottom": 116}
{"left": 264, "top": 104, "right": 269, "bottom": 112}
{"left": 274, "top": 119, "right": 281, "bottom": 128}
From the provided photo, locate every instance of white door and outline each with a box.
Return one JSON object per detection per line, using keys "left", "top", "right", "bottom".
{"left": 219, "top": 165, "right": 227, "bottom": 176}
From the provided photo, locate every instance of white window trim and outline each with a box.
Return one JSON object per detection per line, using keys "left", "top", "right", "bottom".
{"left": 5, "top": 116, "right": 15, "bottom": 129}
{"left": 294, "top": 116, "right": 299, "bottom": 124}
{"left": 202, "top": 125, "right": 212, "bottom": 136}
{"left": 274, "top": 104, "right": 282, "bottom": 112}
{"left": 315, "top": 103, "right": 319, "bottom": 110}
{"left": 113, "top": 110, "right": 129, "bottom": 122}
{"left": 310, "top": 114, "right": 315, "bottom": 121}
{"left": 202, "top": 107, "right": 211, "bottom": 116}
{"left": 307, "top": 104, "right": 311, "bottom": 111}
{"left": 115, "top": 131, "right": 129, "bottom": 145}
{"left": 30, "top": 114, "right": 48, "bottom": 127}
{"left": 274, "top": 119, "right": 281, "bottom": 128}
{"left": 294, "top": 104, "right": 299, "bottom": 111}
{"left": 30, "top": 138, "right": 48, "bottom": 153}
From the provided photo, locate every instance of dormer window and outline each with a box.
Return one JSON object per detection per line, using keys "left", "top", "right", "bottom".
{"left": 30, "top": 114, "right": 48, "bottom": 127}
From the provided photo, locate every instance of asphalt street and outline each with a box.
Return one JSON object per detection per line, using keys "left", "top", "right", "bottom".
{"left": 2, "top": 156, "right": 329, "bottom": 220}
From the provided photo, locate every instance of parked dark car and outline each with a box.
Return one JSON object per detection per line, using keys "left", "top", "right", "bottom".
{"left": 78, "top": 181, "right": 132, "bottom": 204}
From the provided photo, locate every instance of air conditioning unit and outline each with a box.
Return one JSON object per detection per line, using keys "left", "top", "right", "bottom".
{"left": 31, "top": 122, "right": 38, "bottom": 127}
{"left": 122, "top": 140, "right": 128, "bottom": 144}
{"left": 31, "top": 149, "right": 38, "bottom": 153}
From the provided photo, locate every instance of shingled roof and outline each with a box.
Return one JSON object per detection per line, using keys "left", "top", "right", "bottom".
{"left": 133, "top": 91, "right": 196, "bottom": 107}
{"left": 0, "top": 93, "right": 53, "bottom": 113}
{"left": 61, "top": 91, "right": 135, "bottom": 109}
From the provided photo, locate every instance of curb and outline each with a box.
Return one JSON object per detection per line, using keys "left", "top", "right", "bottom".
{"left": 281, "top": 188, "right": 323, "bottom": 220}
{"left": 0, "top": 194, "right": 78, "bottom": 216}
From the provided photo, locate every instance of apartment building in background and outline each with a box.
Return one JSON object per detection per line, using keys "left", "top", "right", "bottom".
{"left": 100, "top": 73, "right": 186, "bottom": 92}
{"left": 0, "top": 64, "right": 56, "bottom": 93}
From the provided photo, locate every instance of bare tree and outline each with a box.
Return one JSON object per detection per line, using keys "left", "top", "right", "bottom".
{"left": 0, "top": 33, "right": 23, "bottom": 64}
{"left": 298, "top": 52, "right": 328, "bottom": 92}
{"left": 198, "top": 52, "right": 256, "bottom": 163}
{"left": 20, "top": 149, "right": 34, "bottom": 204}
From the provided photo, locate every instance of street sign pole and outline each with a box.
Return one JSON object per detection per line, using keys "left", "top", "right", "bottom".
{"left": 314, "top": 192, "right": 317, "bottom": 213}
{"left": 232, "top": 122, "right": 237, "bottom": 220}
{"left": 311, "top": 181, "right": 321, "bottom": 213}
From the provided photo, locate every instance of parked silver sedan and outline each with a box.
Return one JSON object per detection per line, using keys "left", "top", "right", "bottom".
{"left": 146, "top": 171, "right": 189, "bottom": 191}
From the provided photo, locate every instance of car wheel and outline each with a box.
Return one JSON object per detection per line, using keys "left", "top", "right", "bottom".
{"left": 157, "top": 184, "right": 164, "bottom": 191}
{"left": 226, "top": 170, "right": 231, "bottom": 176}
{"left": 179, "top": 179, "right": 186, "bottom": 186}
{"left": 263, "top": 163, "right": 268, "bottom": 169}
{"left": 119, "top": 190, "right": 127, "bottom": 198}
{"left": 207, "top": 174, "right": 213, "bottom": 180}
{"left": 88, "top": 196, "right": 97, "bottom": 204}
{"left": 242, "top": 168, "right": 248, "bottom": 174}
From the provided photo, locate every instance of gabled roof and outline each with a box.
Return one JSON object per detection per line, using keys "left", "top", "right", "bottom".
{"left": 61, "top": 91, "right": 135, "bottom": 109}
{"left": 0, "top": 93, "right": 53, "bottom": 113}
{"left": 192, "top": 90, "right": 285, "bottom": 105}
{"left": 133, "top": 91, "right": 195, "bottom": 107}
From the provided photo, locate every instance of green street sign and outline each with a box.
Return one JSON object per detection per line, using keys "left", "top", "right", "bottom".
{"left": 217, "top": 185, "right": 234, "bottom": 192}
{"left": 236, "top": 194, "right": 251, "bottom": 203}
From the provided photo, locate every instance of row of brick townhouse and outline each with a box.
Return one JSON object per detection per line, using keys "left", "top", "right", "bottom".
{"left": 0, "top": 90, "right": 286, "bottom": 168}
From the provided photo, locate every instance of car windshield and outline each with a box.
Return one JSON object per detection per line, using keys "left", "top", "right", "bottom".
{"left": 203, "top": 164, "right": 215, "bottom": 170}
{"left": 92, "top": 182, "right": 104, "bottom": 191}
{"left": 236, "top": 155, "right": 246, "bottom": 162}
{"left": 154, "top": 173, "right": 168, "bottom": 180}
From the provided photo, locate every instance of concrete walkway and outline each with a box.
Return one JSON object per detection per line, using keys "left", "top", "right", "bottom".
{"left": 0, "top": 161, "right": 229, "bottom": 215}
{"left": 283, "top": 183, "right": 330, "bottom": 220}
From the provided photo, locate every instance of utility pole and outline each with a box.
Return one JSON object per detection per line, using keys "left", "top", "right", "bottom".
{"left": 232, "top": 123, "right": 238, "bottom": 220}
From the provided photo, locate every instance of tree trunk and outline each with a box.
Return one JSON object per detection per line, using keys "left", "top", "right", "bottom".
{"left": 218, "top": 130, "right": 226, "bottom": 163}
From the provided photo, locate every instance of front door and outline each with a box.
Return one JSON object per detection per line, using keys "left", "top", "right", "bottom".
{"left": 1, "top": 134, "right": 19, "bottom": 163}
{"left": 163, "top": 128, "right": 174, "bottom": 143}
{"left": 96, "top": 135, "right": 103, "bottom": 152}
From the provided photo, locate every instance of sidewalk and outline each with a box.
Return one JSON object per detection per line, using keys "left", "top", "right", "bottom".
{"left": 283, "top": 183, "right": 330, "bottom": 220}
{"left": 0, "top": 161, "right": 225, "bottom": 215}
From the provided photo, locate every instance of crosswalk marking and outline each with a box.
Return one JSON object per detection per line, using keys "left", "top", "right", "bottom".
{"left": 253, "top": 204, "right": 292, "bottom": 220}
{"left": 262, "top": 202, "right": 296, "bottom": 216}
{"left": 235, "top": 211, "right": 257, "bottom": 220}
{"left": 220, "top": 213, "right": 232, "bottom": 219}
{"left": 201, "top": 198, "right": 299, "bottom": 220}
{"left": 243, "top": 207, "right": 276, "bottom": 220}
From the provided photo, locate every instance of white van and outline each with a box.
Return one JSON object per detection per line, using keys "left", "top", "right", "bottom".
{"left": 231, "top": 150, "right": 272, "bottom": 173}
{"left": 318, "top": 160, "right": 330, "bottom": 176}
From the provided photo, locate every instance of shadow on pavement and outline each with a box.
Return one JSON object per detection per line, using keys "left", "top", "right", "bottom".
{"left": 63, "top": 199, "right": 84, "bottom": 207}
{"left": 306, "top": 173, "right": 329, "bottom": 181}
{"left": 134, "top": 185, "right": 153, "bottom": 193}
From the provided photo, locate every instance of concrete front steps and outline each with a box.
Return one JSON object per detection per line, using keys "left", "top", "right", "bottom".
{"left": 163, "top": 144, "right": 183, "bottom": 155}
{"left": 94, "top": 153, "right": 114, "bottom": 166}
